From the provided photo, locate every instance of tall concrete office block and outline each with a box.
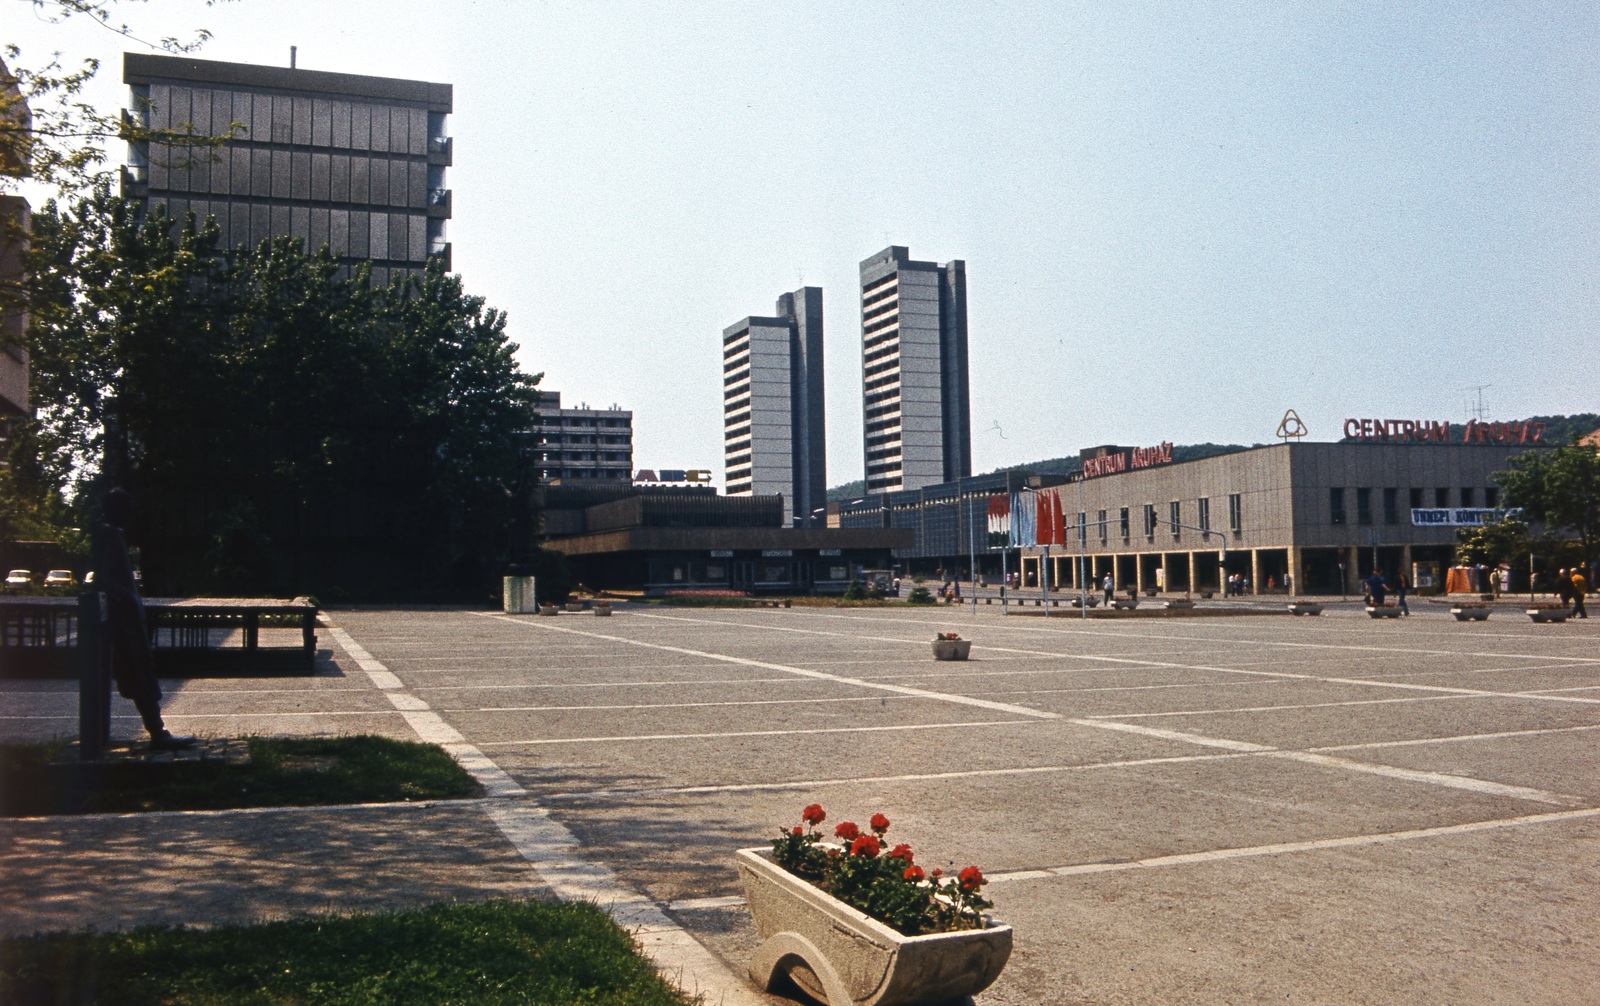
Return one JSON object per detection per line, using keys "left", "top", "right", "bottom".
{"left": 860, "top": 246, "right": 971, "bottom": 494}
{"left": 723, "top": 287, "right": 826, "bottom": 527}
{"left": 122, "top": 54, "right": 452, "bottom": 286}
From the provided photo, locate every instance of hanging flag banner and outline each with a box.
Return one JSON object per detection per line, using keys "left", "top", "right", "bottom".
{"left": 1011, "top": 491, "right": 1037, "bottom": 548}
{"left": 986, "top": 495, "right": 1011, "bottom": 548}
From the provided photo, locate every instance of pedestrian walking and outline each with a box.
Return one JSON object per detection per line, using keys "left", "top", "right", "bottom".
{"left": 1396, "top": 574, "right": 1411, "bottom": 616}
{"left": 1571, "top": 568, "right": 1589, "bottom": 619}
{"left": 1102, "top": 573, "right": 1113, "bottom": 605}
{"left": 1365, "top": 570, "right": 1387, "bottom": 607}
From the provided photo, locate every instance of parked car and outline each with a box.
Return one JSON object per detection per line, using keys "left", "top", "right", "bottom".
{"left": 43, "top": 569, "right": 78, "bottom": 590}
{"left": 5, "top": 569, "right": 33, "bottom": 591}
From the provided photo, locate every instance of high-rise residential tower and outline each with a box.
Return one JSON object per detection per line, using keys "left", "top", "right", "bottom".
{"left": 722, "top": 287, "right": 826, "bottom": 527}
{"left": 859, "top": 246, "right": 971, "bottom": 494}
{"left": 121, "top": 53, "right": 452, "bottom": 286}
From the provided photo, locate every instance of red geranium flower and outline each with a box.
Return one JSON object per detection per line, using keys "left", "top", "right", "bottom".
{"left": 887, "top": 843, "right": 914, "bottom": 862}
{"left": 870, "top": 813, "right": 891, "bottom": 835}
{"left": 903, "top": 864, "right": 925, "bottom": 882}
{"left": 931, "top": 868, "right": 943, "bottom": 878}
{"left": 801, "top": 804, "right": 826, "bottom": 826}
{"left": 850, "top": 834, "right": 881, "bottom": 857}
{"left": 791, "top": 826, "right": 803, "bottom": 835}
{"left": 958, "top": 865, "right": 985, "bottom": 890}
{"left": 834, "top": 821, "right": 860, "bottom": 841}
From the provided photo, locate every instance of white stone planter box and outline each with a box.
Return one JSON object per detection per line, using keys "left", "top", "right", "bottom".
{"left": 1287, "top": 602, "right": 1324, "bottom": 616}
{"left": 1110, "top": 597, "right": 1139, "bottom": 610}
{"left": 1528, "top": 608, "right": 1569, "bottom": 623}
{"left": 931, "top": 639, "right": 972, "bottom": 661}
{"left": 593, "top": 604, "right": 612, "bottom": 617}
{"left": 537, "top": 604, "right": 559, "bottom": 616}
{"left": 1366, "top": 605, "right": 1402, "bottom": 619}
{"left": 564, "top": 602, "right": 585, "bottom": 612}
{"left": 1163, "top": 598, "right": 1195, "bottom": 610}
{"left": 736, "top": 848, "right": 1012, "bottom": 1006}
{"left": 1451, "top": 607, "right": 1490, "bottom": 621}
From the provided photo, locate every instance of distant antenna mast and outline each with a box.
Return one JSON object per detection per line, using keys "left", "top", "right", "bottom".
{"left": 1461, "top": 385, "right": 1491, "bottom": 423}
{"left": 290, "top": 46, "right": 297, "bottom": 69}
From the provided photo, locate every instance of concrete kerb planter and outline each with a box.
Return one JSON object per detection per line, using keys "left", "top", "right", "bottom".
{"left": 1451, "top": 604, "right": 1490, "bottom": 621}
{"left": 736, "top": 848, "right": 1012, "bottom": 1006}
{"left": 1528, "top": 607, "right": 1570, "bottom": 623}
{"left": 1287, "top": 600, "right": 1324, "bottom": 616}
{"left": 536, "top": 603, "right": 559, "bottom": 616}
{"left": 1164, "top": 597, "right": 1195, "bottom": 610}
{"left": 1366, "top": 604, "right": 1403, "bottom": 619}
{"left": 931, "top": 639, "right": 972, "bottom": 661}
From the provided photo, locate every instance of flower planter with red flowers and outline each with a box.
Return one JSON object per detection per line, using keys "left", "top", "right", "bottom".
{"left": 739, "top": 806, "right": 1010, "bottom": 1006}
{"left": 593, "top": 600, "right": 612, "bottom": 617}
{"left": 931, "top": 633, "right": 971, "bottom": 661}
{"left": 537, "top": 603, "right": 559, "bottom": 616}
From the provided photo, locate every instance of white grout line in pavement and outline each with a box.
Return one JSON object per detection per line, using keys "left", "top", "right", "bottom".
{"left": 321, "top": 618, "right": 768, "bottom": 1006}
{"left": 1309, "top": 721, "right": 1600, "bottom": 752}
{"left": 477, "top": 719, "right": 1041, "bottom": 748}
{"left": 985, "top": 807, "right": 1600, "bottom": 885}
{"left": 470, "top": 611, "right": 1062, "bottom": 720}
{"left": 512, "top": 609, "right": 1591, "bottom": 807}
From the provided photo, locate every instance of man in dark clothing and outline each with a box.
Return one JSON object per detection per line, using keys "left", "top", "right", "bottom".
{"left": 1364, "top": 571, "right": 1387, "bottom": 606}
{"left": 91, "top": 489, "right": 195, "bottom": 750}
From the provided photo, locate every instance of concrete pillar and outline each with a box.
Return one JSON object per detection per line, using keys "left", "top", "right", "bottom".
{"left": 1187, "top": 551, "right": 1198, "bottom": 595}
{"left": 1250, "top": 549, "right": 1262, "bottom": 595}
{"left": 1401, "top": 544, "right": 1414, "bottom": 587}
{"left": 1288, "top": 546, "right": 1304, "bottom": 598}
{"left": 1135, "top": 553, "right": 1145, "bottom": 594}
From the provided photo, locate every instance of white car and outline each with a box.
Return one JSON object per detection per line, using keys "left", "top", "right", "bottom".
{"left": 44, "top": 569, "right": 77, "bottom": 590}
{"left": 5, "top": 569, "right": 32, "bottom": 591}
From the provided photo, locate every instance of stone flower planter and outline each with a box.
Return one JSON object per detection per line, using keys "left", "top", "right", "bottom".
{"left": 593, "top": 602, "right": 612, "bottom": 617}
{"left": 537, "top": 603, "right": 559, "bottom": 616}
{"left": 736, "top": 848, "right": 1012, "bottom": 1006}
{"left": 1366, "top": 605, "right": 1402, "bottom": 619}
{"left": 931, "top": 639, "right": 971, "bottom": 661}
{"left": 1110, "top": 597, "right": 1139, "bottom": 610}
{"left": 564, "top": 601, "right": 585, "bottom": 612}
{"left": 1451, "top": 605, "right": 1490, "bottom": 621}
{"left": 1164, "top": 598, "right": 1195, "bottom": 610}
{"left": 1287, "top": 601, "right": 1324, "bottom": 616}
{"left": 1528, "top": 607, "right": 1569, "bottom": 623}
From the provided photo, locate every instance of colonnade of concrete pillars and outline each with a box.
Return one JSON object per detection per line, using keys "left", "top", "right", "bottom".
{"left": 1018, "top": 548, "right": 1308, "bottom": 595}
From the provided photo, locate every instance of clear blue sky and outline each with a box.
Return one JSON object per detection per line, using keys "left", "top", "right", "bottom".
{"left": 12, "top": 1, "right": 1598, "bottom": 487}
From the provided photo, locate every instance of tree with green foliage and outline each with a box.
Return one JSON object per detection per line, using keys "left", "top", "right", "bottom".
{"left": 1454, "top": 515, "right": 1530, "bottom": 568}
{"left": 1494, "top": 443, "right": 1600, "bottom": 569}
{"left": 23, "top": 190, "right": 544, "bottom": 599}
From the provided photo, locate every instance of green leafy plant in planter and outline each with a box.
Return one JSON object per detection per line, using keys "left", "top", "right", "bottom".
{"left": 842, "top": 579, "right": 868, "bottom": 601}
{"left": 906, "top": 586, "right": 934, "bottom": 605}
{"left": 770, "top": 805, "right": 992, "bottom": 936}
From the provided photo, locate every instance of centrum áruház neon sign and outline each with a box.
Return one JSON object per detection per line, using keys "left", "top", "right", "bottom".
{"left": 1341, "top": 419, "right": 1546, "bottom": 445}
{"left": 1082, "top": 442, "right": 1174, "bottom": 479}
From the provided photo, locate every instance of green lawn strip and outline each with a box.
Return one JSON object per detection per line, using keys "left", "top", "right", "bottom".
{"left": 0, "top": 736, "right": 481, "bottom": 817}
{"left": 0, "top": 898, "right": 698, "bottom": 1006}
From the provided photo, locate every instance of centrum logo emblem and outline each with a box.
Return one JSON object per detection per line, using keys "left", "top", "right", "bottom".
{"left": 1276, "top": 409, "right": 1308, "bottom": 440}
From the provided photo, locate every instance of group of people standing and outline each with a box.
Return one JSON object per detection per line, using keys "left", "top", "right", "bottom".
{"left": 1553, "top": 567, "right": 1590, "bottom": 618}
{"left": 1225, "top": 572, "right": 1251, "bottom": 596}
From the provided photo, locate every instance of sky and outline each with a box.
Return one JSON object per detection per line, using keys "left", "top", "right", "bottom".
{"left": 10, "top": 1, "right": 1599, "bottom": 489}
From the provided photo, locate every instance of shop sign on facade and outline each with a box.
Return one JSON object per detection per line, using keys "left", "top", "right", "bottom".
{"left": 1411, "top": 508, "right": 1517, "bottom": 527}
{"left": 633, "top": 468, "right": 714, "bottom": 484}
{"left": 1343, "top": 418, "right": 1546, "bottom": 445}
{"left": 709, "top": 549, "right": 734, "bottom": 558}
{"left": 1082, "top": 441, "right": 1175, "bottom": 479}
{"left": 760, "top": 549, "right": 793, "bottom": 558}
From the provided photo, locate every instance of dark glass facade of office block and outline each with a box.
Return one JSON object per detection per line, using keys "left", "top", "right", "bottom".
{"left": 122, "top": 54, "right": 452, "bottom": 286}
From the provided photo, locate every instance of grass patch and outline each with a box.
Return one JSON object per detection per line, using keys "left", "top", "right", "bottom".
{"left": 0, "top": 736, "right": 480, "bottom": 817}
{"left": 0, "top": 898, "right": 696, "bottom": 1006}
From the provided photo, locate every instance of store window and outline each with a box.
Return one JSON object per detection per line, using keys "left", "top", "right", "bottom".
{"left": 1460, "top": 487, "right": 1476, "bottom": 507}
{"left": 1197, "top": 497, "right": 1211, "bottom": 532}
{"left": 1409, "top": 487, "right": 1423, "bottom": 510}
{"left": 1098, "top": 509, "right": 1108, "bottom": 543}
{"left": 1143, "top": 504, "right": 1156, "bottom": 537}
{"left": 1330, "top": 488, "right": 1347, "bottom": 525}
{"left": 1485, "top": 487, "right": 1500, "bottom": 508}
{"left": 1120, "top": 507, "right": 1131, "bottom": 539}
{"left": 1168, "top": 501, "right": 1181, "bottom": 538}
{"left": 1435, "top": 487, "right": 1449, "bottom": 508}
{"left": 1383, "top": 488, "right": 1398, "bottom": 525}
{"left": 1229, "top": 493, "right": 1242, "bottom": 532}
{"left": 1356, "top": 488, "right": 1372, "bottom": 525}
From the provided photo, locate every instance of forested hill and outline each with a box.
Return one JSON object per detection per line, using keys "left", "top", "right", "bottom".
{"left": 823, "top": 414, "right": 1599, "bottom": 502}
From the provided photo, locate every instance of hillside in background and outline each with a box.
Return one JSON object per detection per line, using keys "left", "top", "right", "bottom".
{"left": 823, "top": 414, "right": 1598, "bottom": 501}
